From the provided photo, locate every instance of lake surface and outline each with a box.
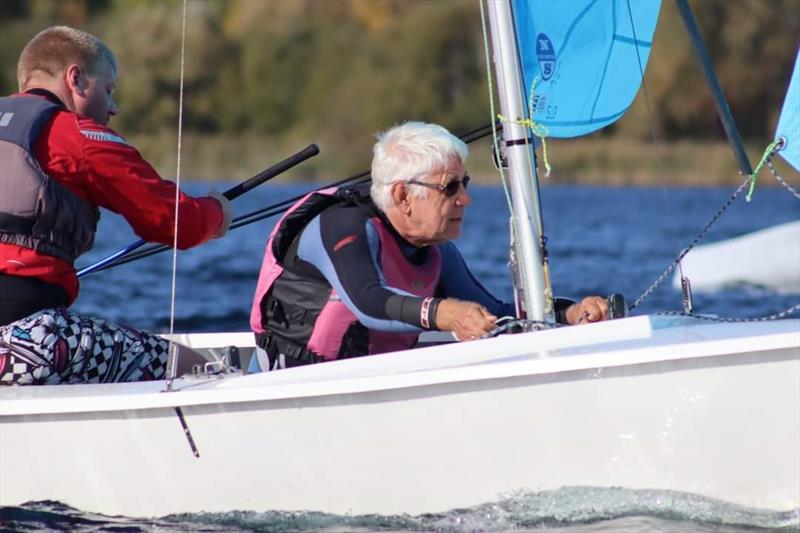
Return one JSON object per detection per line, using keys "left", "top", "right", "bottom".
{"left": 4, "top": 183, "right": 798, "bottom": 532}
{"left": 75, "top": 182, "right": 800, "bottom": 332}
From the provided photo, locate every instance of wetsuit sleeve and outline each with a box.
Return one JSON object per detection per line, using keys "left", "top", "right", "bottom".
{"left": 438, "top": 241, "right": 517, "bottom": 317}
{"left": 296, "top": 208, "right": 425, "bottom": 333}
{"left": 75, "top": 119, "right": 223, "bottom": 249}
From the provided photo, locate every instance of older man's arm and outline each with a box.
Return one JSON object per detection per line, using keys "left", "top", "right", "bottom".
{"left": 433, "top": 243, "right": 609, "bottom": 338}
{"left": 430, "top": 242, "right": 510, "bottom": 338}
{"left": 297, "top": 207, "right": 431, "bottom": 332}
{"left": 434, "top": 296, "right": 610, "bottom": 339}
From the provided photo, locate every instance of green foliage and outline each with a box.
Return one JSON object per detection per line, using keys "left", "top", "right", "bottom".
{"left": 1, "top": 0, "right": 798, "bottom": 177}
{"left": 96, "top": 1, "right": 232, "bottom": 134}
{"left": 619, "top": 0, "right": 800, "bottom": 142}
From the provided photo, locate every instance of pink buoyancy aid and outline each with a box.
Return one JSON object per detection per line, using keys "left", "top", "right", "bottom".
{"left": 250, "top": 187, "right": 441, "bottom": 361}
{"left": 250, "top": 187, "right": 339, "bottom": 335}
{"left": 306, "top": 216, "right": 441, "bottom": 359}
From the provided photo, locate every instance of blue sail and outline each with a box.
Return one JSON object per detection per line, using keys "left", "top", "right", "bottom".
{"left": 775, "top": 47, "right": 800, "bottom": 172}
{"left": 512, "top": 0, "right": 661, "bottom": 138}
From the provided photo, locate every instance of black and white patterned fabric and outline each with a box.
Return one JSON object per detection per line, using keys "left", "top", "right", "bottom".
{"left": 0, "top": 308, "right": 170, "bottom": 385}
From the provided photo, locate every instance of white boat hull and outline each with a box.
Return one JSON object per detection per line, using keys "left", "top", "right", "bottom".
{"left": 1, "top": 316, "right": 799, "bottom": 517}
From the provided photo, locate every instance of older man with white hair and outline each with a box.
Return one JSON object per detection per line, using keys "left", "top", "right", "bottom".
{"left": 249, "top": 121, "right": 608, "bottom": 371}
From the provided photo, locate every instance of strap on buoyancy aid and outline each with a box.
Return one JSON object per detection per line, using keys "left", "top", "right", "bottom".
{"left": 255, "top": 248, "right": 370, "bottom": 365}
{"left": 255, "top": 329, "right": 320, "bottom": 366}
{"left": 256, "top": 283, "right": 372, "bottom": 367}
{"left": 255, "top": 319, "right": 370, "bottom": 367}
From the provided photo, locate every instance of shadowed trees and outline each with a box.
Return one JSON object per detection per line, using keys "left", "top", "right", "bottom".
{"left": 0, "top": 0, "right": 797, "bottom": 179}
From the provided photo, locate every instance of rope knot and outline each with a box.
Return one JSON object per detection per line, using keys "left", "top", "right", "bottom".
{"left": 496, "top": 76, "right": 553, "bottom": 177}
{"left": 497, "top": 114, "right": 552, "bottom": 177}
{"left": 746, "top": 139, "right": 782, "bottom": 202}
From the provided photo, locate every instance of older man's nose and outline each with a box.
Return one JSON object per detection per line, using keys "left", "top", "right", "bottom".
{"left": 457, "top": 187, "right": 471, "bottom": 206}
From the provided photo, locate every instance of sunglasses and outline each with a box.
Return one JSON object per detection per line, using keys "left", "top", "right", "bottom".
{"left": 407, "top": 175, "right": 471, "bottom": 198}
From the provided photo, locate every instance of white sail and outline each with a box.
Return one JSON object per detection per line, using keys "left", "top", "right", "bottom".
{"left": 672, "top": 221, "right": 800, "bottom": 293}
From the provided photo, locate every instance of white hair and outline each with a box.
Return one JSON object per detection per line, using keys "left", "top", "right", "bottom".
{"left": 370, "top": 121, "right": 468, "bottom": 211}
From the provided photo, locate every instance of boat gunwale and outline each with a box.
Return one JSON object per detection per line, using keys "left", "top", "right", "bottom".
{"left": 1, "top": 316, "right": 797, "bottom": 417}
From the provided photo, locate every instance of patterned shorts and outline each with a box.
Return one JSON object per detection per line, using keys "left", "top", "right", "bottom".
{"left": 0, "top": 308, "right": 170, "bottom": 385}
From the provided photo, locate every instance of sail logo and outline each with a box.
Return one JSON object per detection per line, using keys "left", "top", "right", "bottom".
{"left": 536, "top": 33, "right": 556, "bottom": 80}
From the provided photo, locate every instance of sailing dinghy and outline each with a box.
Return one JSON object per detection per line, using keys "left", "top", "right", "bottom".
{"left": 1, "top": 0, "right": 798, "bottom": 518}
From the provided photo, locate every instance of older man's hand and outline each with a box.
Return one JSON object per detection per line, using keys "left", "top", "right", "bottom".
{"left": 435, "top": 299, "right": 497, "bottom": 341}
{"left": 564, "top": 296, "right": 610, "bottom": 325}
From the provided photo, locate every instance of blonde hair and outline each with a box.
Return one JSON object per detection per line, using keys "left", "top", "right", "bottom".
{"left": 370, "top": 122, "right": 468, "bottom": 211}
{"left": 17, "top": 26, "right": 116, "bottom": 90}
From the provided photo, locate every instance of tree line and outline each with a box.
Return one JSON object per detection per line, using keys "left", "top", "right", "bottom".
{"left": 1, "top": 0, "right": 798, "bottom": 179}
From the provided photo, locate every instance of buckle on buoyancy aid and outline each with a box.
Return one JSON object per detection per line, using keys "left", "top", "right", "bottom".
{"left": 255, "top": 332, "right": 319, "bottom": 366}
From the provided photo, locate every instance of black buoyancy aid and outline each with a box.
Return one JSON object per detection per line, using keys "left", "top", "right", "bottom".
{"left": 252, "top": 185, "right": 405, "bottom": 366}
{"left": 0, "top": 95, "right": 99, "bottom": 264}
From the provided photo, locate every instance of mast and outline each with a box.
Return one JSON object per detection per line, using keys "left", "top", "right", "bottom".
{"left": 486, "top": 0, "right": 554, "bottom": 322}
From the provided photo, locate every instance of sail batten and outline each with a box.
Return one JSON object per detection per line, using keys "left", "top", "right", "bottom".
{"left": 512, "top": 0, "right": 661, "bottom": 138}
{"left": 612, "top": 35, "right": 653, "bottom": 47}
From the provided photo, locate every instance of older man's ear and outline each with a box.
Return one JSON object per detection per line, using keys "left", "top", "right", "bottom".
{"left": 390, "top": 182, "right": 411, "bottom": 214}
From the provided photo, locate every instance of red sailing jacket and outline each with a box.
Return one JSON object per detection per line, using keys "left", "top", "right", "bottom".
{"left": 0, "top": 91, "right": 224, "bottom": 304}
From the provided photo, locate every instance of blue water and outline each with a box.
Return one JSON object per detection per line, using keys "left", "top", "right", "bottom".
{"left": 5, "top": 183, "right": 797, "bottom": 532}
{"left": 74, "top": 182, "right": 800, "bottom": 332}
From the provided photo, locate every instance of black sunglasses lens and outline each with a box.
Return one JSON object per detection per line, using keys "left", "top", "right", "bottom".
{"left": 444, "top": 175, "right": 470, "bottom": 197}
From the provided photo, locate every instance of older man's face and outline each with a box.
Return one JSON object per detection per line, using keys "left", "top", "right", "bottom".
{"left": 406, "top": 157, "right": 471, "bottom": 245}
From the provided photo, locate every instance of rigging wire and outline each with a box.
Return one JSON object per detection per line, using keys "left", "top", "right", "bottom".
{"left": 165, "top": 0, "right": 189, "bottom": 390}
{"left": 630, "top": 177, "right": 751, "bottom": 310}
{"left": 619, "top": 0, "right": 799, "bottom": 321}
{"left": 630, "top": 146, "right": 800, "bottom": 321}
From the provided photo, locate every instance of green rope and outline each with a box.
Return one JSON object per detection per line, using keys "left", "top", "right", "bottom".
{"left": 496, "top": 77, "right": 553, "bottom": 177}
{"left": 497, "top": 114, "right": 552, "bottom": 177}
{"left": 526, "top": 78, "right": 552, "bottom": 177}
{"left": 746, "top": 139, "right": 781, "bottom": 202}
